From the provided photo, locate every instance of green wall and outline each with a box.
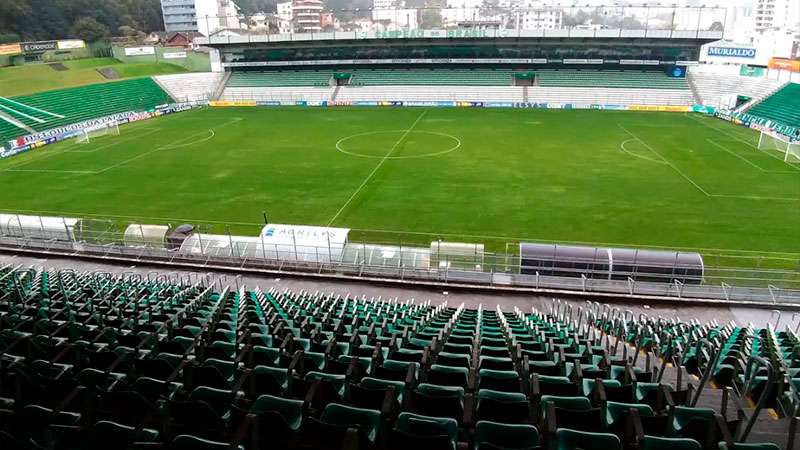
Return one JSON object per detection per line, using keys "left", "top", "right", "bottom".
{"left": 111, "top": 45, "right": 211, "bottom": 72}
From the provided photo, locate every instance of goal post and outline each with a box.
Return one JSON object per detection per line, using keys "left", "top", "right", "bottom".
{"left": 757, "top": 130, "right": 800, "bottom": 162}
{"left": 76, "top": 121, "right": 120, "bottom": 144}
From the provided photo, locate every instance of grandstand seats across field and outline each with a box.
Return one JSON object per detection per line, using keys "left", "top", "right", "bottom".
{"left": 0, "top": 265, "right": 796, "bottom": 450}
{"left": 746, "top": 83, "right": 800, "bottom": 129}
{"left": 688, "top": 70, "right": 786, "bottom": 109}
{"left": 227, "top": 70, "right": 333, "bottom": 88}
{"left": 154, "top": 72, "right": 225, "bottom": 103}
{"left": 0, "top": 78, "right": 172, "bottom": 144}
{"left": 536, "top": 69, "right": 690, "bottom": 90}
{"left": 349, "top": 68, "right": 514, "bottom": 86}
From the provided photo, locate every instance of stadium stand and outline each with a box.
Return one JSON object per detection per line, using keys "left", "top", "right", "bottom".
{"left": 0, "top": 78, "right": 172, "bottom": 144}
{"left": 227, "top": 71, "right": 333, "bottom": 87}
{"left": 335, "top": 86, "right": 523, "bottom": 103}
{"left": 348, "top": 68, "right": 514, "bottom": 86}
{"left": 218, "top": 68, "right": 695, "bottom": 106}
{"left": 221, "top": 86, "right": 335, "bottom": 103}
{"left": 153, "top": 72, "right": 225, "bottom": 103}
{"left": 0, "top": 266, "right": 796, "bottom": 450}
{"left": 688, "top": 70, "right": 786, "bottom": 109}
{"left": 536, "top": 69, "right": 690, "bottom": 90}
{"left": 745, "top": 83, "right": 800, "bottom": 129}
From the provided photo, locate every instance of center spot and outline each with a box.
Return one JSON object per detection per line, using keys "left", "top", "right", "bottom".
{"left": 336, "top": 130, "right": 461, "bottom": 159}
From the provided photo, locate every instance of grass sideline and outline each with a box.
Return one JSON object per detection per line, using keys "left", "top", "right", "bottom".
{"left": 0, "top": 106, "right": 798, "bottom": 276}
{"left": 0, "top": 57, "right": 188, "bottom": 97}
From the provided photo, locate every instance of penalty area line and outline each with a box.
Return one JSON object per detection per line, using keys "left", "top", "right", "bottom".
{"left": 617, "top": 123, "right": 711, "bottom": 197}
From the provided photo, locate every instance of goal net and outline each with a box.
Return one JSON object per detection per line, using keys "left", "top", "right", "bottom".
{"left": 76, "top": 121, "right": 120, "bottom": 144}
{"left": 757, "top": 130, "right": 800, "bottom": 162}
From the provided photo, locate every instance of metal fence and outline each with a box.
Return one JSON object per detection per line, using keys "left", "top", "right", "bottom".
{"left": 0, "top": 214, "right": 798, "bottom": 306}
{"left": 190, "top": 6, "right": 727, "bottom": 44}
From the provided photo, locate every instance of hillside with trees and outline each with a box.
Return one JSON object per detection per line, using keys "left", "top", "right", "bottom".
{"left": 0, "top": 0, "right": 164, "bottom": 43}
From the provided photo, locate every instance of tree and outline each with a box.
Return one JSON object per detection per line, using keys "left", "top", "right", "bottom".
{"left": 419, "top": 8, "right": 442, "bottom": 28}
{"left": 71, "top": 16, "right": 110, "bottom": 42}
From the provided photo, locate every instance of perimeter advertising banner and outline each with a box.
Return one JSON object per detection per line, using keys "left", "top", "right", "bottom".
{"left": 768, "top": 58, "right": 800, "bottom": 72}
{"left": 57, "top": 40, "right": 85, "bottom": 49}
{"left": 21, "top": 41, "right": 58, "bottom": 53}
{"left": 208, "top": 100, "right": 257, "bottom": 107}
{"left": 0, "top": 43, "right": 22, "bottom": 56}
{"left": 124, "top": 46, "right": 156, "bottom": 56}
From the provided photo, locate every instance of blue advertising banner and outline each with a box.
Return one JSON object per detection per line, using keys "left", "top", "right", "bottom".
{"left": 707, "top": 47, "right": 756, "bottom": 58}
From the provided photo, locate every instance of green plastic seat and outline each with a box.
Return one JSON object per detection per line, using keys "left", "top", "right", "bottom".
{"left": 320, "top": 403, "right": 382, "bottom": 443}
{"left": 377, "top": 359, "right": 419, "bottom": 382}
{"left": 642, "top": 436, "right": 702, "bottom": 450}
{"left": 306, "top": 371, "right": 346, "bottom": 397}
{"left": 605, "top": 401, "right": 655, "bottom": 427}
{"left": 361, "top": 377, "right": 406, "bottom": 403}
{"left": 555, "top": 428, "right": 621, "bottom": 450}
{"left": 478, "top": 369, "right": 522, "bottom": 392}
{"left": 582, "top": 378, "right": 622, "bottom": 396}
{"left": 718, "top": 443, "right": 781, "bottom": 450}
{"left": 671, "top": 406, "right": 716, "bottom": 434}
{"left": 476, "top": 389, "right": 530, "bottom": 423}
{"left": 429, "top": 364, "right": 470, "bottom": 388}
{"left": 394, "top": 412, "right": 458, "bottom": 450}
{"left": 250, "top": 394, "right": 303, "bottom": 431}
{"left": 171, "top": 434, "right": 244, "bottom": 450}
{"left": 473, "top": 420, "right": 540, "bottom": 450}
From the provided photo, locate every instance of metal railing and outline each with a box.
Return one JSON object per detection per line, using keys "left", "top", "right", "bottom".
{"left": 0, "top": 215, "right": 798, "bottom": 305}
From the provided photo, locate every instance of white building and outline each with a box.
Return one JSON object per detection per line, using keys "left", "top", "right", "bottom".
{"left": 371, "top": 0, "right": 419, "bottom": 30}
{"left": 755, "top": 0, "right": 800, "bottom": 33}
{"left": 195, "top": 0, "right": 244, "bottom": 36}
{"left": 161, "top": 0, "right": 245, "bottom": 36}
{"left": 293, "top": 0, "right": 323, "bottom": 32}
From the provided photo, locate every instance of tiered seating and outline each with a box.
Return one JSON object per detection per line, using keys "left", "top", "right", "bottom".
{"left": 0, "top": 78, "right": 172, "bottom": 144}
{"left": 746, "top": 83, "right": 800, "bottom": 129}
{"left": 227, "top": 71, "right": 332, "bottom": 88}
{"left": 536, "top": 70, "right": 690, "bottom": 90}
{"left": 526, "top": 86, "right": 693, "bottom": 106}
{"left": 349, "top": 69, "right": 514, "bottom": 86}
{"left": 0, "top": 266, "right": 794, "bottom": 450}
{"left": 688, "top": 69, "right": 786, "bottom": 109}
{"left": 336, "top": 86, "right": 523, "bottom": 103}
{"left": 154, "top": 72, "right": 225, "bottom": 103}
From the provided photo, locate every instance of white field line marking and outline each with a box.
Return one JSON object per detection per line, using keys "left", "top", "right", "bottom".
{"left": 619, "top": 138, "right": 667, "bottom": 164}
{"left": 706, "top": 139, "right": 768, "bottom": 172}
{"left": 65, "top": 128, "right": 162, "bottom": 153}
{"left": 705, "top": 139, "right": 798, "bottom": 175}
{"left": 685, "top": 113, "right": 800, "bottom": 172}
{"left": 326, "top": 109, "right": 428, "bottom": 227}
{"left": 0, "top": 97, "right": 66, "bottom": 119}
{"left": 617, "top": 123, "right": 711, "bottom": 197}
{"left": 0, "top": 96, "right": 65, "bottom": 118}
{"left": 1, "top": 205, "right": 799, "bottom": 257}
{"left": 711, "top": 193, "right": 800, "bottom": 202}
{"left": 3, "top": 168, "right": 95, "bottom": 174}
{"left": 0, "top": 141, "right": 84, "bottom": 171}
{"left": 0, "top": 123, "right": 164, "bottom": 171}
{"left": 93, "top": 118, "right": 240, "bottom": 174}
{"left": 0, "top": 103, "right": 46, "bottom": 123}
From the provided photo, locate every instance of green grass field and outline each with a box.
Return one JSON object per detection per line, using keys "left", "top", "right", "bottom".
{"left": 1, "top": 106, "right": 798, "bottom": 274}
{"left": 0, "top": 58, "right": 188, "bottom": 97}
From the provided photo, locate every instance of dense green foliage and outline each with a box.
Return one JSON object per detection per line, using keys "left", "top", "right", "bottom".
{"left": 0, "top": 107, "right": 798, "bottom": 273}
{"left": 0, "top": 0, "right": 164, "bottom": 41}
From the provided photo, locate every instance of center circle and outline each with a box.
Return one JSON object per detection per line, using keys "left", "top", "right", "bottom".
{"left": 336, "top": 130, "right": 461, "bottom": 159}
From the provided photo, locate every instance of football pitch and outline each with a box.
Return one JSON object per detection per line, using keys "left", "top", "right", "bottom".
{"left": 1, "top": 106, "right": 799, "bottom": 268}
